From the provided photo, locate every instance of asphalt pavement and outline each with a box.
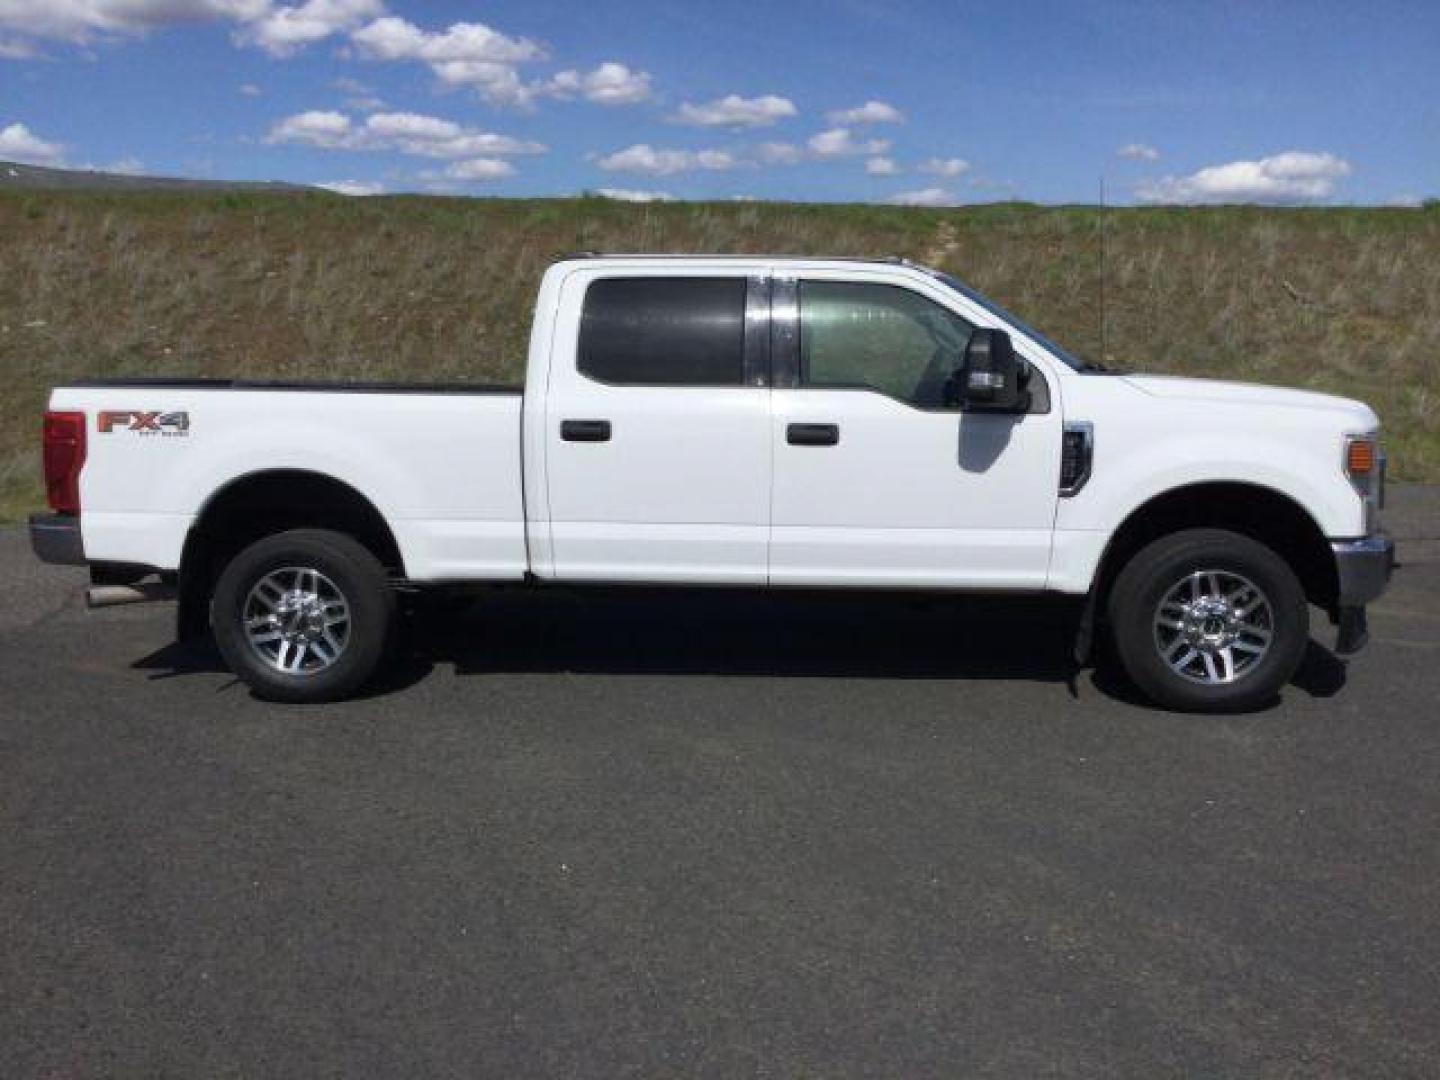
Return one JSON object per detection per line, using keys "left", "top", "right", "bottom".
{"left": 2, "top": 490, "right": 1438, "bottom": 1078}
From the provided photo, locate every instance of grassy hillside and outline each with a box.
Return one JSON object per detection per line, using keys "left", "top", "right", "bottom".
{"left": 2, "top": 191, "right": 1437, "bottom": 520}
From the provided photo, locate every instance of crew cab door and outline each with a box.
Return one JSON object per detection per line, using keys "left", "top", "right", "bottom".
{"left": 541, "top": 267, "right": 772, "bottom": 583}
{"left": 768, "top": 272, "right": 1061, "bottom": 588}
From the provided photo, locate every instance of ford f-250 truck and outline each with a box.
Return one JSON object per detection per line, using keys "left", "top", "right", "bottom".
{"left": 30, "top": 255, "right": 1394, "bottom": 710}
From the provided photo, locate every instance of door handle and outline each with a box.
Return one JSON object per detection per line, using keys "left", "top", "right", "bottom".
{"left": 560, "top": 419, "right": 612, "bottom": 443}
{"left": 787, "top": 422, "right": 839, "bottom": 447}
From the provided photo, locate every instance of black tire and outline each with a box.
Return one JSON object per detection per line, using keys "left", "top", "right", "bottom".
{"left": 212, "top": 529, "right": 395, "bottom": 703}
{"left": 1107, "top": 528, "right": 1309, "bottom": 713}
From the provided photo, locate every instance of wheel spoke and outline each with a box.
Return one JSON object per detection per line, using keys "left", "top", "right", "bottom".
{"left": 1201, "top": 651, "right": 1219, "bottom": 682}
{"left": 1219, "top": 647, "right": 1236, "bottom": 682}
{"left": 1171, "top": 647, "right": 1199, "bottom": 673}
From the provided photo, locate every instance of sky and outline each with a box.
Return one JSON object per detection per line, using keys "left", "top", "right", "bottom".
{"left": 0, "top": 0, "right": 1436, "bottom": 205}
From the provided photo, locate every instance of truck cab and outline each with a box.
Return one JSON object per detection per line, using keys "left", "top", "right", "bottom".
{"left": 31, "top": 255, "right": 1394, "bottom": 710}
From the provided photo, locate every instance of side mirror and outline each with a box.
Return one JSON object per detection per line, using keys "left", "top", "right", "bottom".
{"left": 950, "top": 328, "right": 1031, "bottom": 413}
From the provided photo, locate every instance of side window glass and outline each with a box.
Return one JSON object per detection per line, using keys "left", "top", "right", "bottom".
{"left": 579, "top": 277, "right": 746, "bottom": 386}
{"left": 799, "top": 281, "right": 974, "bottom": 409}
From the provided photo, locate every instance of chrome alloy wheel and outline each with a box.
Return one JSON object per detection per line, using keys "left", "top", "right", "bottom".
{"left": 1153, "top": 570, "right": 1274, "bottom": 685}
{"left": 243, "top": 567, "right": 351, "bottom": 675}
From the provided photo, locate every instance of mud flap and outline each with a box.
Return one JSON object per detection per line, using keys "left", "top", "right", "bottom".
{"left": 1335, "top": 606, "right": 1369, "bottom": 655}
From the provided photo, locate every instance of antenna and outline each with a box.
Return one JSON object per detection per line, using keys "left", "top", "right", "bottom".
{"left": 1099, "top": 174, "right": 1108, "bottom": 364}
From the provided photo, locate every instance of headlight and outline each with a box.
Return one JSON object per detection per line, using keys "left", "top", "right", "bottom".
{"left": 1344, "top": 433, "right": 1384, "bottom": 533}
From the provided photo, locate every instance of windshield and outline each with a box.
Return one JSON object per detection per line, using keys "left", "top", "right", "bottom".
{"left": 933, "top": 272, "right": 1091, "bottom": 372}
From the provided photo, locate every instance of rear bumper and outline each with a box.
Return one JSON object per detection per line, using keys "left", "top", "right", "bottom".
{"left": 1330, "top": 533, "right": 1395, "bottom": 655}
{"left": 29, "top": 512, "right": 85, "bottom": 566}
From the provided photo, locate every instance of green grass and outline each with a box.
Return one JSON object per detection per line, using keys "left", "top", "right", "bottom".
{"left": 3, "top": 191, "right": 1438, "bottom": 520}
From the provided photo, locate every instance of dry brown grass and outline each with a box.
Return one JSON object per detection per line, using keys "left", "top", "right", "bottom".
{"left": 2, "top": 192, "right": 1437, "bottom": 519}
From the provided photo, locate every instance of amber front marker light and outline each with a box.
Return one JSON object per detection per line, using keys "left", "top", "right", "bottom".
{"left": 1345, "top": 437, "right": 1376, "bottom": 478}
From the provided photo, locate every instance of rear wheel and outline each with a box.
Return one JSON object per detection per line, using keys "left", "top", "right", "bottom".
{"left": 213, "top": 529, "right": 394, "bottom": 703}
{"left": 1108, "top": 529, "right": 1309, "bottom": 713}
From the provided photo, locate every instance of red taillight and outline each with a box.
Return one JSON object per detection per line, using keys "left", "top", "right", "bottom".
{"left": 42, "top": 410, "right": 87, "bottom": 514}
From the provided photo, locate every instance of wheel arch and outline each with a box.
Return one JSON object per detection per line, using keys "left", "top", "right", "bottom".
{"left": 176, "top": 469, "right": 404, "bottom": 638}
{"left": 1090, "top": 481, "right": 1338, "bottom": 617}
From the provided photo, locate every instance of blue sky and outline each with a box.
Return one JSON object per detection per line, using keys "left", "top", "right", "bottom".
{"left": 1, "top": 0, "right": 1436, "bottom": 205}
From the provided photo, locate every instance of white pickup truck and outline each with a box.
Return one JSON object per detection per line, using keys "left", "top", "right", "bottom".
{"left": 31, "top": 255, "right": 1393, "bottom": 710}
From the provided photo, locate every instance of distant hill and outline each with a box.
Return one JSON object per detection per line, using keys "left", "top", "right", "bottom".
{"left": 0, "top": 190, "right": 1436, "bottom": 520}
{"left": 0, "top": 159, "right": 314, "bottom": 193}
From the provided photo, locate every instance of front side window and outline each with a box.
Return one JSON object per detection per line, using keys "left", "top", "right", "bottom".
{"left": 799, "top": 281, "right": 975, "bottom": 409}
{"left": 579, "top": 277, "right": 746, "bottom": 386}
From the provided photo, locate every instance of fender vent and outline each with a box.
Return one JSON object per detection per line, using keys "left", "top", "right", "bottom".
{"left": 1060, "top": 422, "right": 1093, "bottom": 497}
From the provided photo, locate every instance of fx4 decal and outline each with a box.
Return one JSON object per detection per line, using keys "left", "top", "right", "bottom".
{"left": 97, "top": 410, "right": 191, "bottom": 437}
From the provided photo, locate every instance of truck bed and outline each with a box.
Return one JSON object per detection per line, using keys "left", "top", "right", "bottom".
{"left": 52, "top": 380, "right": 528, "bottom": 581}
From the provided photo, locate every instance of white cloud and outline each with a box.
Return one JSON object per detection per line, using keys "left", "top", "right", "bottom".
{"left": 235, "top": 0, "right": 379, "bottom": 56}
{"left": 319, "top": 179, "right": 385, "bottom": 195}
{"left": 267, "top": 109, "right": 357, "bottom": 148}
{"left": 0, "top": 0, "right": 367, "bottom": 55}
{"left": 673, "top": 94, "right": 797, "bottom": 128}
{"left": 350, "top": 15, "right": 552, "bottom": 107}
{"left": 756, "top": 141, "right": 804, "bottom": 166}
{"left": 865, "top": 156, "right": 899, "bottom": 176}
{"left": 349, "top": 15, "right": 539, "bottom": 64}
{"left": 266, "top": 109, "right": 545, "bottom": 158}
{"left": 918, "top": 157, "right": 969, "bottom": 178}
{"left": 239, "top": 82, "right": 261, "bottom": 96}
{"left": 1117, "top": 142, "right": 1160, "bottom": 162}
{"left": 594, "top": 187, "right": 674, "bottom": 202}
{"left": 595, "top": 143, "right": 737, "bottom": 176}
{"left": 0, "top": 121, "right": 64, "bottom": 165}
{"left": 826, "top": 100, "right": 903, "bottom": 125}
{"left": 366, "top": 111, "right": 543, "bottom": 156}
{"left": 443, "top": 156, "right": 514, "bottom": 181}
{"left": 887, "top": 186, "right": 958, "bottom": 207}
{"left": 1136, "top": 151, "right": 1351, "bottom": 204}
{"left": 547, "top": 62, "right": 651, "bottom": 106}
{"left": 808, "top": 127, "right": 890, "bottom": 158}
{"left": 0, "top": 1, "right": 268, "bottom": 43}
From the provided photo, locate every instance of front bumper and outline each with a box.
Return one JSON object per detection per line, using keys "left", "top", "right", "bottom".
{"left": 29, "top": 512, "right": 86, "bottom": 566}
{"left": 1330, "top": 533, "right": 1395, "bottom": 654}
{"left": 1333, "top": 534, "right": 1395, "bottom": 607}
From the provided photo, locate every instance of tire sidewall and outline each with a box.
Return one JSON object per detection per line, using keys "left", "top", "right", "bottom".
{"left": 1110, "top": 530, "right": 1309, "bottom": 713}
{"left": 213, "top": 530, "right": 393, "bottom": 703}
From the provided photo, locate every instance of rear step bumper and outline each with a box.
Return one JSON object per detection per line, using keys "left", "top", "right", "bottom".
{"left": 29, "top": 512, "right": 85, "bottom": 566}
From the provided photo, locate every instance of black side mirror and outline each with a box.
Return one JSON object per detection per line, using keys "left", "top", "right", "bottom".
{"left": 949, "top": 328, "right": 1031, "bottom": 413}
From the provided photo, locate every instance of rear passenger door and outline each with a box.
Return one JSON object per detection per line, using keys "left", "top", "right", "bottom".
{"left": 543, "top": 268, "right": 772, "bottom": 583}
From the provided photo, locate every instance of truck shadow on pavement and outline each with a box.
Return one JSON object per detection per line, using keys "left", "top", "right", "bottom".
{"left": 133, "top": 587, "right": 1349, "bottom": 706}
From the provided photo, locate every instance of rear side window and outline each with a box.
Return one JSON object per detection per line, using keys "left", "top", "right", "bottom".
{"left": 579, "top": 277, "right": 746, "bottom": 386}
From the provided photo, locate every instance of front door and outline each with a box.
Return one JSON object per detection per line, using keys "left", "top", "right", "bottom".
{"left": 768, "top": 273, "right": 1061, "bottom": 588}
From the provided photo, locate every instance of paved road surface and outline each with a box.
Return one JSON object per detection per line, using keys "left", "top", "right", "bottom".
{"left": 3, "top": 490, "right": 1438, "bottom": 1077}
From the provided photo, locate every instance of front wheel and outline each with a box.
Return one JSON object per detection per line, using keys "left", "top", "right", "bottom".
{"left": 1107, "top": 529, "right": 1310, "bottom": 713}
{"left": 212, "top": 529, "right": 395, "bottom": 703}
